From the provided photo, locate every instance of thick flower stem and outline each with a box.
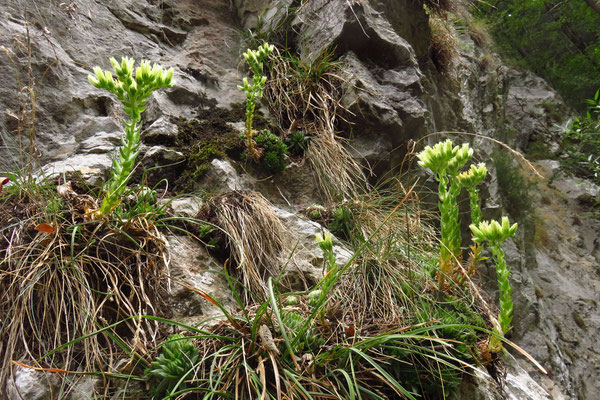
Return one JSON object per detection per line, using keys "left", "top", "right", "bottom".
{"left": 488, "top": 243, "right": 513, "bottom": 352}
{"left": 470, "top": 217, "right": 517, "bottom": 353}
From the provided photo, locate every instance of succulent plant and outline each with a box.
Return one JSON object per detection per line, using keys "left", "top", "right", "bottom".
{"left": 146, "top": 334, "right": 199, "bottom": 399}
{"left": 470, "top": 216, "right": 518, "bottom": 352}
{"left": 457, "top": 163, "right": 488, "bottom": 226}
{"left": 238, "top": 43, "right": 275, "bottom": 159}
{"left": 417, "top": 139, "right": 474, "bottom": 285}
{"left": 88, "top": 57, "right": 173, "bottom": 218}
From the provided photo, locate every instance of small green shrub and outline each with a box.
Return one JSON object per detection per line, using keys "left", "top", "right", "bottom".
{"left": 285, "top": 130, "right": 310, "bottom": 157}
{"left": 560, "top": 90, "right": 600, "bottom": 185}
{"left": 254, "top": 129, "right": 288, "bottom": 172}
{"left": 493, "top": 150, "right": 533, "bottom": 220}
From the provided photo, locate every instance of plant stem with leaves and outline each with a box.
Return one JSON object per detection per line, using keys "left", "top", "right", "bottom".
{"left": 470, "top": 216, "right": 517, "bottom": 352}
{"left": 417, "top": 139, "right": 472, "bottom": 286}
{"left": 238, "top": 43, "right": 274, "bottom": 159}
{"left": 88, "top": 57, "right": 173, "bottom": 218}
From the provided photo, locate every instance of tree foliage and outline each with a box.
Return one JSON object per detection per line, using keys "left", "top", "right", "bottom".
{"left": 475, "top": 0, "right": 600, "bottom": 109}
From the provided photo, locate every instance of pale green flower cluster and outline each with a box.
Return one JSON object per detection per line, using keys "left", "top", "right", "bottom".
{"left": 456, "top": 163, "right": 487, "bottom": 190}
{"left": 88, "top": 57, "right": 173, "bottom": 218}
{"left": 470, "top": 216, "right": 518, "bottom": 245}
{"left": 456, "top": 163, "right": 488, "bottom": 226}
{"left": 417, "top": 139, "right": 482, "bottom": 284}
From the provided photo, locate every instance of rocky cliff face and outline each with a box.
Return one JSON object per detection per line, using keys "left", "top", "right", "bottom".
{"left": 1, "top": 0, "right": 599, "bottom": 399}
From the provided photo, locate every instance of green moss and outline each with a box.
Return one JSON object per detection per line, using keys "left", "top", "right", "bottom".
{"left": 172, "top": 110, "right": 244, "bottom": 192}
{"left": 188, "top": 141, "right": 227, "bottom": 180}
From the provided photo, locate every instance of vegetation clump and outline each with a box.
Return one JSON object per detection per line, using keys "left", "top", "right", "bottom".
{"left": 251, "top": 129, "right": 288, "bottom": 173}
{"left": 560, "top": 90, "right": 600, "bottom": 187}
{"left": 0, "top": 172, "right": 167, "bottom": 397}
{"left": 474, "top": 0, "right": 600, "bottom": 108}
{"left": 146, "top": 334, "right": 199, "bottom": 399}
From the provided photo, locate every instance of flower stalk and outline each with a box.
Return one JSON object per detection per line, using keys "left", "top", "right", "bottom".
{"left": 88, "top": 57, "right": 173, "bottom": 218}
{"left": 417, "top": 139, "right": 472, "bottom": 286}
{"left": 470, "top": 216, "right": 518, "bottom": 352}
{"left": 238, "top": 43, "right": 274, "bottom": 159}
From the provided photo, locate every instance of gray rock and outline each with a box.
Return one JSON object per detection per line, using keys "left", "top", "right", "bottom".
{"left": 6, "top": 366, "right": 96, "bottom": 400}
{"left": 235, "top": 0, "right": 294, "bottom": 31}
{"left": 138, "top": 144, "right": 185, "bottom": 187}
{"left": 198, "top": 159, "right": 254, "bottom": 193}
{"left": 166, "top": 235, "right": 237, "bottom": 322}
{"left": 274, "top": 207, "right": 353, "bottom": 287}
{"left": 457, "top": 359, "right": 553, "bottom": 400}
{"left": 291, "top": 0, "right": 427, "bottom": 172}
{"left": 167, "top": 196, "right": 204, "bottom": 219}
{"left": 0, "top": 0, "right": 243, "bottom": 180}
{"left": 505, "top": 70, "right": 569, "bottom": 152}
{"left": 341, "top": 52, "right": 426, "bottom": 171}
{"left": 142, "top": 116, "right": 179, "bottom": 146}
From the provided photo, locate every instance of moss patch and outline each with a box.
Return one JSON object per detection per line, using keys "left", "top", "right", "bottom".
{"left": 172, "top": 108, "right": 242, "bottom": 192}
{"left": 171, "top": 103, "right": 278, "bottom": 192}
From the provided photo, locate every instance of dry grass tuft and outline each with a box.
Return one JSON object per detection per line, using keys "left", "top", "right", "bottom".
{"left": 334, "top": 180, "right": 439, "bottom": 323}
{"left": 264, "top": 48, "right": 369, "bottom": 202}
{"left": 306, "top": 132, "right": 367, "bottom": 202}
{"left": 0, "top": 177, "right": 166, "bottom": 396}
{"left": 429, "top": 14, "right": 459, "bottom": 73}
{"left": 209, "top": 191, "right": 294, "bottom": 303}
{"left": 423, "top": 0, "right": 454, "bottom": 14}
{"left": 467, "top": 19, "right": 492, "bottom": 48}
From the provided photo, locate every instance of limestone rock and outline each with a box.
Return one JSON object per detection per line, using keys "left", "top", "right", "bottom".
{"left": 274, "top": 207, "right": 353, "bottom": 287}
{"left": 166, "top": 234, "right": 237, "bottom": 322}
{"left": 6, "top": 366, "right": 96, "bottom": 400}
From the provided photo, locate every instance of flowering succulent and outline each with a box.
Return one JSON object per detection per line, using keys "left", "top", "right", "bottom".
{"left": 417, "top": 139, "right": 460, "bottom": 175}
{"left": 238, "top": 43, "right": 274, "bottom": 159}
{"left": 456, "top": 163, "right": 487, "bottom": 190}
{"left": 470, "top": 217, "right": 518, "bottom": 245}
{"left": 446, "top": 143, "right": 473, "bottom": 175}
{"left": 417, "top": 139, "right": 473, "bottom": 286}
{"left": 470, "top": 217, "right": 517, "bottom": 352}
{"left": 88, "top": 57, "right": 173, "bottom": 218}
{"left": 457, "top": 163, "right": 488, "bottom": 226}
